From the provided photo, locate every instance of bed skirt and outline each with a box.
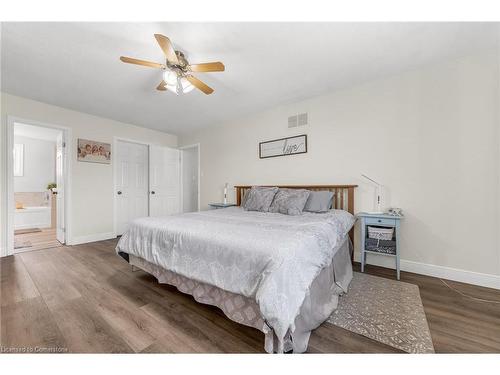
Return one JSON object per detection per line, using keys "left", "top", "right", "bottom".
{"left": 126, "top": 237, "right": 352, "bottom": 353}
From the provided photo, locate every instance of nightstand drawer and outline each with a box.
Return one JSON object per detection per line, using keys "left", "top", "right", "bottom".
{"left": 364, "top": 217, "right": 397, "bottom": 226}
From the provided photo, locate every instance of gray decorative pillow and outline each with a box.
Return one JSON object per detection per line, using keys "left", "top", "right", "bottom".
{"left": 304, "top": 191, "right": 334, "bottom": 213}
{"left": 243, "top": 186, "right": 279, "bottom": 212}
{"left": 269, "top": 188, "right": 311, "bottom": 216}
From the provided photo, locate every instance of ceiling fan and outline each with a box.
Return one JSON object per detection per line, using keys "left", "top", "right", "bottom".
{"left": 120, "top": 34, "right": 224, "bottom": 95}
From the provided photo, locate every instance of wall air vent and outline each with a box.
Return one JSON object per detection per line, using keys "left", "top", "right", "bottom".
{"left": 288, "top": 115, "right": 298, "bottom": 128}
{"left": 288, "top": 113, "right": 308, "bottom": 128}
{"left": 298, "top": 113, "right": 308, "bottom": 126}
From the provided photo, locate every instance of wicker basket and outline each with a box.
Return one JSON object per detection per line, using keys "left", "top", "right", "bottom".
{"left": 367, "top": 226, "right": 394, "bottom": 240}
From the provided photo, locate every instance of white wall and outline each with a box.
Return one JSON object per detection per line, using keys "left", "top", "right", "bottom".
{"left": 180, "top": 51, "right": 500, "bottom": 287}
{"left": 1, "top": 93, "right": 177, "bottom": 252}
{"left": 14, "top": 135, "right": 56, "bottom": 192}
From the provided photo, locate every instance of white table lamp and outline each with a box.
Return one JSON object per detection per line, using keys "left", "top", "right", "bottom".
{"left": 361, "top": 174, "right": 385, "bottom": 214}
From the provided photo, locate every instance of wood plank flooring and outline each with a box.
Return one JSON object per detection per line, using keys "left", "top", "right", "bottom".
{"left": 1, "top": 238, "right": 500, "bottom": 353}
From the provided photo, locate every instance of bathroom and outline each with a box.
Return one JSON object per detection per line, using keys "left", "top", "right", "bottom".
{"left": 13, "top": 123, "right": 62, "bottom": 252}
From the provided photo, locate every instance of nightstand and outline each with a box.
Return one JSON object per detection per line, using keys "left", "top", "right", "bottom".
{"left": 208, "top": 203, "right": 237, "bottom": 209}
{"left": 357, "top": 212, "right": 403, "bottom": 280}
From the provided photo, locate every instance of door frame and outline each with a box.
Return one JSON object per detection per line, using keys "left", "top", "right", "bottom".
{"left": 112, "top": 137, "right": 151, "bottom": 237}
{"left": 4, "top": 116, "right": 72, "bottom": 256}
{"left": 179, "top": 143, "right": 201, "bottom": 212}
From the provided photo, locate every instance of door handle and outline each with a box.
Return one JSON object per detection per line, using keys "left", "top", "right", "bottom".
{"left": 117, "top": 191, "right": 122, "bottom": 195}
{"left": 151, "top": 191, "right": 156, "bottom": 195}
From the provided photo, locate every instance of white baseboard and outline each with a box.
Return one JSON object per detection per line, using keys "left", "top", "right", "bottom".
{"left": 68, "top": 232, "right": 116, "bottom": 246}
{"left": 355, "top": 252, "right": 500, "bottom": 290}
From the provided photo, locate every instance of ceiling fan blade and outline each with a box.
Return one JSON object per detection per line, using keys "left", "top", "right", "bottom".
{"left": 120, "top": 56, "right": 164, "bottom": 69}
{"left": 186, "top": 75, "right": 214, "bottom": 95}
{"left": 189, "top": 62, "right": 225, "bottom": 72}
{"left": 156, "top": 80, "right": 167, "bottom": 91}
{"left": 154, "top": 34, "right": 179, "bottom": 65}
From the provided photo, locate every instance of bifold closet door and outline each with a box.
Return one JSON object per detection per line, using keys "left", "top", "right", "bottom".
{"left": 149, "top": 145, "right": 181, "bottom": 217}
{"left": 115, "top": 140, "right": 150, "bottom": 235}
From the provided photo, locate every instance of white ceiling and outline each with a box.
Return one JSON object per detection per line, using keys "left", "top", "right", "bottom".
{"left": 14, "top": 123, "right": 61, "bottom": 141}
{"left": 2, "top": 22, "right": 498, "bottom": 135}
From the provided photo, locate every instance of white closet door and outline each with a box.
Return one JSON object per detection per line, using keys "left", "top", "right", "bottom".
{"left": 115, "top": 140, "right": 149, "bottom": 235}
{"left": 149, "top": 145, "right": 180, "bottom": 217}
{"left": 56, "top": 133, "right": 65, "bottom": 243}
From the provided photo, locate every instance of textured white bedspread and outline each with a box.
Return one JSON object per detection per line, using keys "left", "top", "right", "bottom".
{"left": 116, "top": 207, "right": 355, "bottom": 341}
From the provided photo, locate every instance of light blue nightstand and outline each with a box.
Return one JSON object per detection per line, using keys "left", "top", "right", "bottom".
{"left": 209, "top": 203, "right": 237, "bottom": 209}
{"left": 357, "top": 212, "right": 403, "bottom": 280}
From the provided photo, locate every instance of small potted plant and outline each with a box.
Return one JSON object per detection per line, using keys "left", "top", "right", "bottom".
{"left": 47, "top": 182, "right": 57, "bottom": 195}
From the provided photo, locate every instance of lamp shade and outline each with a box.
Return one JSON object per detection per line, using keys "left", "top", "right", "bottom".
{"left": 180, "top": 77, "right": 194, "bottom": 93}
{"left": 163, "top": 70, "right": 178, "bottom": 85}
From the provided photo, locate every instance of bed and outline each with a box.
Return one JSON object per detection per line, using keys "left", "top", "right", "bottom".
{"left": 116, "top": 184, "right": 357, "bottom": 353}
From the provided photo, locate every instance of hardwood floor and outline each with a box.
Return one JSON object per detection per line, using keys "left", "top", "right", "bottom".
{"left": 1, "top": 238, "right": 500, "bottom": 353}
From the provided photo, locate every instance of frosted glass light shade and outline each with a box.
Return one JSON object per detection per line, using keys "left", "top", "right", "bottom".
{"left": 163, "top": 70, "right": 178, "bottom": 85}
{"left": 180, "top": 77, "right": 194, "bottom": 93}
{"left": 166, "top": 83, "right": 178, "bottom": 95}
{"left": 181, "top": 77, "right": 194, "bottom": 94}
{"left": 161, "top": 71, "right": 194, "bottom": 95}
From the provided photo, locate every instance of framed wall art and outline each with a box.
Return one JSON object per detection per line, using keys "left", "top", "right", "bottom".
{"left": 259, "top": 134, "right": 307, "bottom": 159}
{"left": 77, "top": 139, "right": 111, "bottom": 164}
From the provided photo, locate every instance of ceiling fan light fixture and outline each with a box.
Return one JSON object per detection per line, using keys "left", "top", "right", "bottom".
{"left": 163, "top": 69, "right": 178, "bottom": 86}
{"left": 120, "top": 34, "right": 221, "bottom": 95}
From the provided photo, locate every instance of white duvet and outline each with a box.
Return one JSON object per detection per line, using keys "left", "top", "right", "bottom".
{"left": 116, "top": 207, "right": 355, "bottom": 341}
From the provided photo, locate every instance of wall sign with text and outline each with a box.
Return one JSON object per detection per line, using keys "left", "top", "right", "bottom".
{"left": 259, "top": 134, "right": 307, "bottom": 159}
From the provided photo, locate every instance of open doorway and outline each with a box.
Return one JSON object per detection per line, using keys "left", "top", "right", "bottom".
{"left": 180, "top": 144, "right": 200, "bottom": 213}
{"left": 7, "top": 118, "right": 69, "bottom": 254}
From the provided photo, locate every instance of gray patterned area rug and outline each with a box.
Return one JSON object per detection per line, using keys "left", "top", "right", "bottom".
{"left": 327, "top": 272, "right": 435, "bottom": 353}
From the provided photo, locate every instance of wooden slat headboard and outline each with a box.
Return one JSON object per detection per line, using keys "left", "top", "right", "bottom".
{"left": 234, "top": 185, "right": 357, "bottom": 214}
{"left": 234, "top": 185, "right": 358, "bottom": 258}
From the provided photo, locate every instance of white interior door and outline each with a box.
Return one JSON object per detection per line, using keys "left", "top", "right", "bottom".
{"left": 181, "top": 146, "right": 199, "bottom": 212}
{"left": 149, "top": 145, "right": 180, "bottom": 217}
{"left": 56, "top": 132, "right": 65, "bottom": 243}
{"left": 115, "top": 140, "right": 149, "bottom": 235}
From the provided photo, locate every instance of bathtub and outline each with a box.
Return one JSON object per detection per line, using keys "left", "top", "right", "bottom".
{"left": 14, "top": 206, "right": 51, "bottom": 230}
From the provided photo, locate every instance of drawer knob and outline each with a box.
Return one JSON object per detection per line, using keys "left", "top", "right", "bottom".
{"left": 378, "top": 219, "right": 381, "bottom": 223}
